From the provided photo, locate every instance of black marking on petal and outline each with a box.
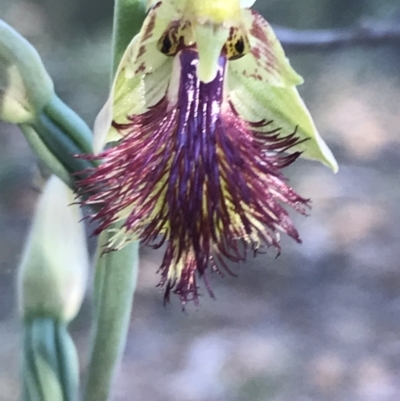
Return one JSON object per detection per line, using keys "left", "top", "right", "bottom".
{"left": 160, "top": 34, "right": 172, "bottom": 54}
{"left": 235, "top": 38, "right": 245, "bottom": 54}
{"left": 224, "top": 26, "right": 251, "bottom": 60}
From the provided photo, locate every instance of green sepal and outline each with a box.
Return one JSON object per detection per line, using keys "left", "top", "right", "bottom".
{"left": 229, "top": 69, "right": 338, "bottom": 172}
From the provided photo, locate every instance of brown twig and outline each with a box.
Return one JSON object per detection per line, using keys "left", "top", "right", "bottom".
{"left": 274, "top": 20, "right": 400, "bottom": 51}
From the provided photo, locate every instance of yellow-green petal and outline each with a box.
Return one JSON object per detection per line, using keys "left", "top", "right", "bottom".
{"left": 93, "top": 2, "right": 175, "bottom": 152}
{"left": 230, "top": 9, "right": 303, "bottom": 88}
{"left": 228, "top": 9, "right": 337, "bottom": 171}
{"left": 229, "top": 69, "right": 338, "bottom": 172}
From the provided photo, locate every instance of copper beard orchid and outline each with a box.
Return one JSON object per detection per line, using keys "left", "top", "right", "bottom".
{"left": 79, "top": 0, "right": 337, "bottom": 304}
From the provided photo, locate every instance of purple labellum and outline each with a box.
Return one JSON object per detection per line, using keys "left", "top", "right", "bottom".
{"left": 78, "top": 49, "right": 309, "bottom": 305}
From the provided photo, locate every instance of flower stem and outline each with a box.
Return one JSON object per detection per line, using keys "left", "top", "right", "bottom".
{"left": 31, "top": 111, "right": 95, "bottom": 181}
{"left": 82, "top": 3, "right": 145, "bottom": 400}
{"left": 44, "top": 95, "right": 93, "bottom": 156}
{"left": 111, "top": 0, "right": 146, "bottom": 74}
{"left": 82, "top": 229, "right": 139, "bottom": 401}
{"left": 19, "top": 124, "right": 73, "bottom": 188}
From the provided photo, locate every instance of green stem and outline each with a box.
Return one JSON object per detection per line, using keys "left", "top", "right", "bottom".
{"left": 44, "top": 95, "right": 93, "bottom": 155}
{"left": 31, "top": 112, "right": 95, "bottom": 181}
{"left": 83, "top": 229, "right": 139, "bottom": 401}
{"left": 82, "top": 2, "right": 145, "bottom": 400}
{"left": 111, "top": 0, "right": 146, "bottom": 74}
{"left": 19, "top": 124, "right": 73, "bottom": 188}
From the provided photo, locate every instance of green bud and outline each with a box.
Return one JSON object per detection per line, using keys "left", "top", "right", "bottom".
{"left": 22, "top": 317, "right": 79, "bottom": 401}
{"left": 18, "top": 175, "right": 89, "bottom": 322}
{"left": 0, "top": 20, "right": 54, "bottom": 124}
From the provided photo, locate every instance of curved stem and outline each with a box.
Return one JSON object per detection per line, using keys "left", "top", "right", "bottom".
{"left": 19, "top": 124, "right": 73, "bottom": 188}
{"left": 44, "top": 95, "right": 93, "bottom": 155}
{"left": 31, "top": 112, "right": 95, "bottom": 181}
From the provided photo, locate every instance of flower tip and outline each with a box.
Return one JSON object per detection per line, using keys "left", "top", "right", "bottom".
{"left": 330, "top": 159, "right": 339, "bottom": 174}
{"left": 317, "top": 135, "right": 338, "bottom": 173}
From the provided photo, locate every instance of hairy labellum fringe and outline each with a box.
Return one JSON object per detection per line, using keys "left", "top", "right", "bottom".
{"left": 77, "top": 49, "right": 309, "bottom": 305}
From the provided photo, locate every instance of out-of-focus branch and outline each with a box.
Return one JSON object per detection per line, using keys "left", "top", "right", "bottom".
{"left": 274, "top": 20, "right": 400, "bottom": 51}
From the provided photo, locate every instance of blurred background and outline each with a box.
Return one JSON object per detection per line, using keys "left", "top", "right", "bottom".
{"left": 1, "top": 0, "right": 400, "bottom": 400}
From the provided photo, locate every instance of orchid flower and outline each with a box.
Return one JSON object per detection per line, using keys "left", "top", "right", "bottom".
{"left": 78, "top": 0, "right": 337, "bottom": 304}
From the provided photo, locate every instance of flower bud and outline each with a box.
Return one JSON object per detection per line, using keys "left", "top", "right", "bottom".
{"left": 0, "top": 20, "right": 54, "bottom": 124}
{"left": 18, "top": 175, "right": 89, "bottom": 322}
